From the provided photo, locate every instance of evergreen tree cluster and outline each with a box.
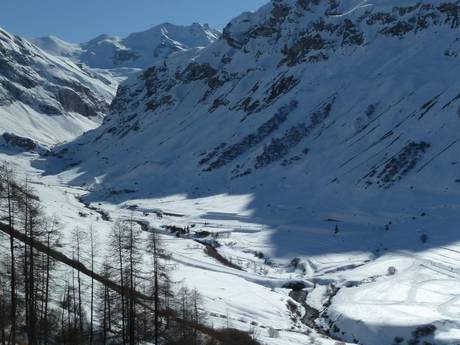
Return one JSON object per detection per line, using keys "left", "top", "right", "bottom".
{"left": 0, "top": 164, "right": 260, "bottom": 345}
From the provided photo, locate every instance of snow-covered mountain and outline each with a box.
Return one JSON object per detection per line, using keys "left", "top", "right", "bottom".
{"left": 0, "top": 27, "right": 117, "bottom": 149}
{"left": 64, "top": 0, "right": 460, "bottom": 210}
{"left": 2, "top": 22, "right": 219, "bottom": 151}
{"left": 49, "top": 1, "right": 460, "bottom": 342}
{"left": 33, "top": 23, "right": 220, "bottom": 70}
{"left": 30, "top": 35, "right": 82, "bottom": 60}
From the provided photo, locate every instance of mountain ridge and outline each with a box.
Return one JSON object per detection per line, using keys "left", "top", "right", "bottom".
{"left": 33, "top": 22, "right": 220, "bottom": 70}
{"left": 60, "top": 0, "right": 460, "bottom": 196}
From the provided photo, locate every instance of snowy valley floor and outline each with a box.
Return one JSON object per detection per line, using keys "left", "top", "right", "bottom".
{"left": 2, "top": 151, "right": 460, "bottom": 345}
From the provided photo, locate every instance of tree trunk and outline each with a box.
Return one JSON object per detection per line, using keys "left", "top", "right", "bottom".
{"left": 28, "top": 215, "right": 37, "bottom": 345}
{"left": 128, "top": 224, "right": 135, "bottom": 345}
{"left": 7, "top": 180, "right": 16, "bottom": 345}
{"left": 44, "top": 232, "right": 51, "bottom": 345}
{"left": 102, "top": 287, "right": 107, "bottom": 345}
{"left": 89, "top": 229, "right": 95, "bottom": 345}
{"left": 0, "top": 281, "right": 6, "bottom": 345}
{"left": 75, "top": 232, "right": 83, "bottom": 334}
{"left": 118, "top": 238, "right": 126, "bottom": 345}
{"left": 23, "top": 187, "right": 30, "bottom": 345}
{"left": 153, "top": 232, "right": 160, "bottom": 345}
{"left": 72, "top": 266, "right": 77, "bottom": 330}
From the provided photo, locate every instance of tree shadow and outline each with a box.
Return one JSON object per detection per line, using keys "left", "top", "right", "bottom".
{"left": 329, "top": 317, "right": 458, "bottom": 345}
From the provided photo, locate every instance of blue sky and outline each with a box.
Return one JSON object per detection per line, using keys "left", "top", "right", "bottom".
{"left": 0, "top": 0, "right": 267, "bottom": 43}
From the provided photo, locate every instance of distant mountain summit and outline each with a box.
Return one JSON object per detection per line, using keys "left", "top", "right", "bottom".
{"left": 34, "top": 23, "right": 220, "bottom": 69}
{"left": 0, "top": 22, "right": 219, "bottom": 150}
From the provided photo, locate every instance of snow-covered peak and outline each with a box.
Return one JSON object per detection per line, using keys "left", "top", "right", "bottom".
{"left": 35, "top": 22, "right": 220, "bottom": 70}
{"left": 31, "top": 35, "right": 82, "bottom": 59}
{"left": 124, "top": 22, "right": 220, "bottom": 49}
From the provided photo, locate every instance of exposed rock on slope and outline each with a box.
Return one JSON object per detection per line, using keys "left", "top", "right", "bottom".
{"left": 0, "top": 27, "right": 116, "bottom": 148}
{"left": 63, "top": 0, "right": 460, "bottom": 203}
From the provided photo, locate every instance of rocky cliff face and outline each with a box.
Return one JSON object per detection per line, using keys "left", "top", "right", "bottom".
{"left": 62, "top": 0, "right": 460, "bottom": 219}
{"left": 0, "top": 27, "right": 116, "bottom": 148}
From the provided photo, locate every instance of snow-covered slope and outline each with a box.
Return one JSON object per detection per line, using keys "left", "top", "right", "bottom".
{"left": 34, "top": 23, "right": 220, "bottom": 70}
{"left": 30, "top": 35, "right": 82, "bottom": 60}
{"left": 63, "top": 0, "right": 460, "bottom": 212}
{"left": 46, "top": 0, "right": 460, "bottom": 343}
{"left": 0, "top": 27, "right": 117, "bottom": 149}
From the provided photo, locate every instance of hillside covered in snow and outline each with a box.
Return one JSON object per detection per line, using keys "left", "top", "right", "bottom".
{"left": 0, "top": 27, "right": 117, "bottom": 149}
{"left": 63, "top": 0, "right": 460, "bottom": 228}
{"left": 42, "top": 0, "right": 460, "bottom": 343}
{"left": 0, "top": 22, "right": 220, "bottom": 151}
{"left": 1, "top": 0, "right": 460, "bottom": 344}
